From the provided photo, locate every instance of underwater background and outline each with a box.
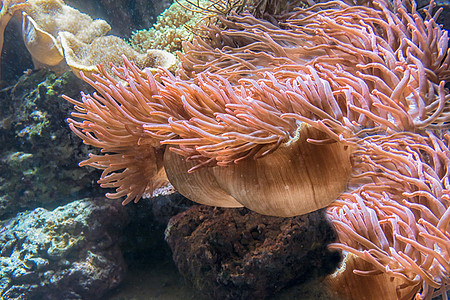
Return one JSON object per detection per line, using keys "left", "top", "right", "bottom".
{"left": 0, "top": 0, "right": 449, "bottom": 299}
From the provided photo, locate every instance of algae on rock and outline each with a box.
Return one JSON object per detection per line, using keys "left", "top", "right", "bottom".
{"left": 0, "top": 70, "right": 103, "bottom": 218}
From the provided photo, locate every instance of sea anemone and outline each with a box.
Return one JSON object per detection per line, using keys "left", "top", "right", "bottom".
{"left": 327, "top": 131, "right": 450, "bottom": 300}
{"left": 65, "top": 0, "right": 449, "bottom": 221}
{"left": 64, "top": 1, "right": 450, "bottom": 298}
{"left": 65, "top": 58, "right": 354, "bottom": 217}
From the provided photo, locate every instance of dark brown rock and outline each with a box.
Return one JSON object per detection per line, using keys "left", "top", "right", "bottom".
{"left": 165, "top": 205, "right": 340, "bottom": 300}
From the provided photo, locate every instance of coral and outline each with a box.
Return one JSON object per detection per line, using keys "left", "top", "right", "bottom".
{"left": 130, "top": 0, "right": 212, "bottom": 53}
{"left": 129, "top": 0, "right": 307, "bottom": 54}
{"left": 24, "top": 0, "right": 109, "bottom": 43}
{"left": 59, "top": 32, "right": 177, "bottom": 79}
{"left": 22, "top": 0, "right": 111, "bottom": 67}
{"left": 65, "top": 0, "right": 172, "bottom": 37}
{"left": 12, "top": 0, "right": 177, "bottom": 79}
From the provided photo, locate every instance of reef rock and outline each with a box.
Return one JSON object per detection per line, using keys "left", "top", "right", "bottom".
{"left": 165, "top": 205, "right": 340, "bottom": 300}
{"left": 0, "top": 198, "right": 128, "bottom": 299}
{"left": 0, "top": 69, "right": 101, "bottom": 218}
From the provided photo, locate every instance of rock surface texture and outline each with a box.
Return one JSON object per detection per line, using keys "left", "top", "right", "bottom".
{"left": 0, "top": 198, "right": 128, "bottom": 300}
{"left": 165, "top": 205, "right": 340, "bottom": 300}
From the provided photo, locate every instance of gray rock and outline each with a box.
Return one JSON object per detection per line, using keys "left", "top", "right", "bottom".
{"left": 0, "top": 69, "right": 103, "bottom": 218}
{"left": 0, "top": 198, "right": 128, "bottom": 300}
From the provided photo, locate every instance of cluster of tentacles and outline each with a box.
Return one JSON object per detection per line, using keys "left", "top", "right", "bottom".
{"left": 65, "top": 0, "right": 450, "bottom": 299}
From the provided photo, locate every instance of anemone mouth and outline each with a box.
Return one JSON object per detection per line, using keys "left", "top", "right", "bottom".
{"left": 164, "top": 124, "right": 353, "bottom": 217}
